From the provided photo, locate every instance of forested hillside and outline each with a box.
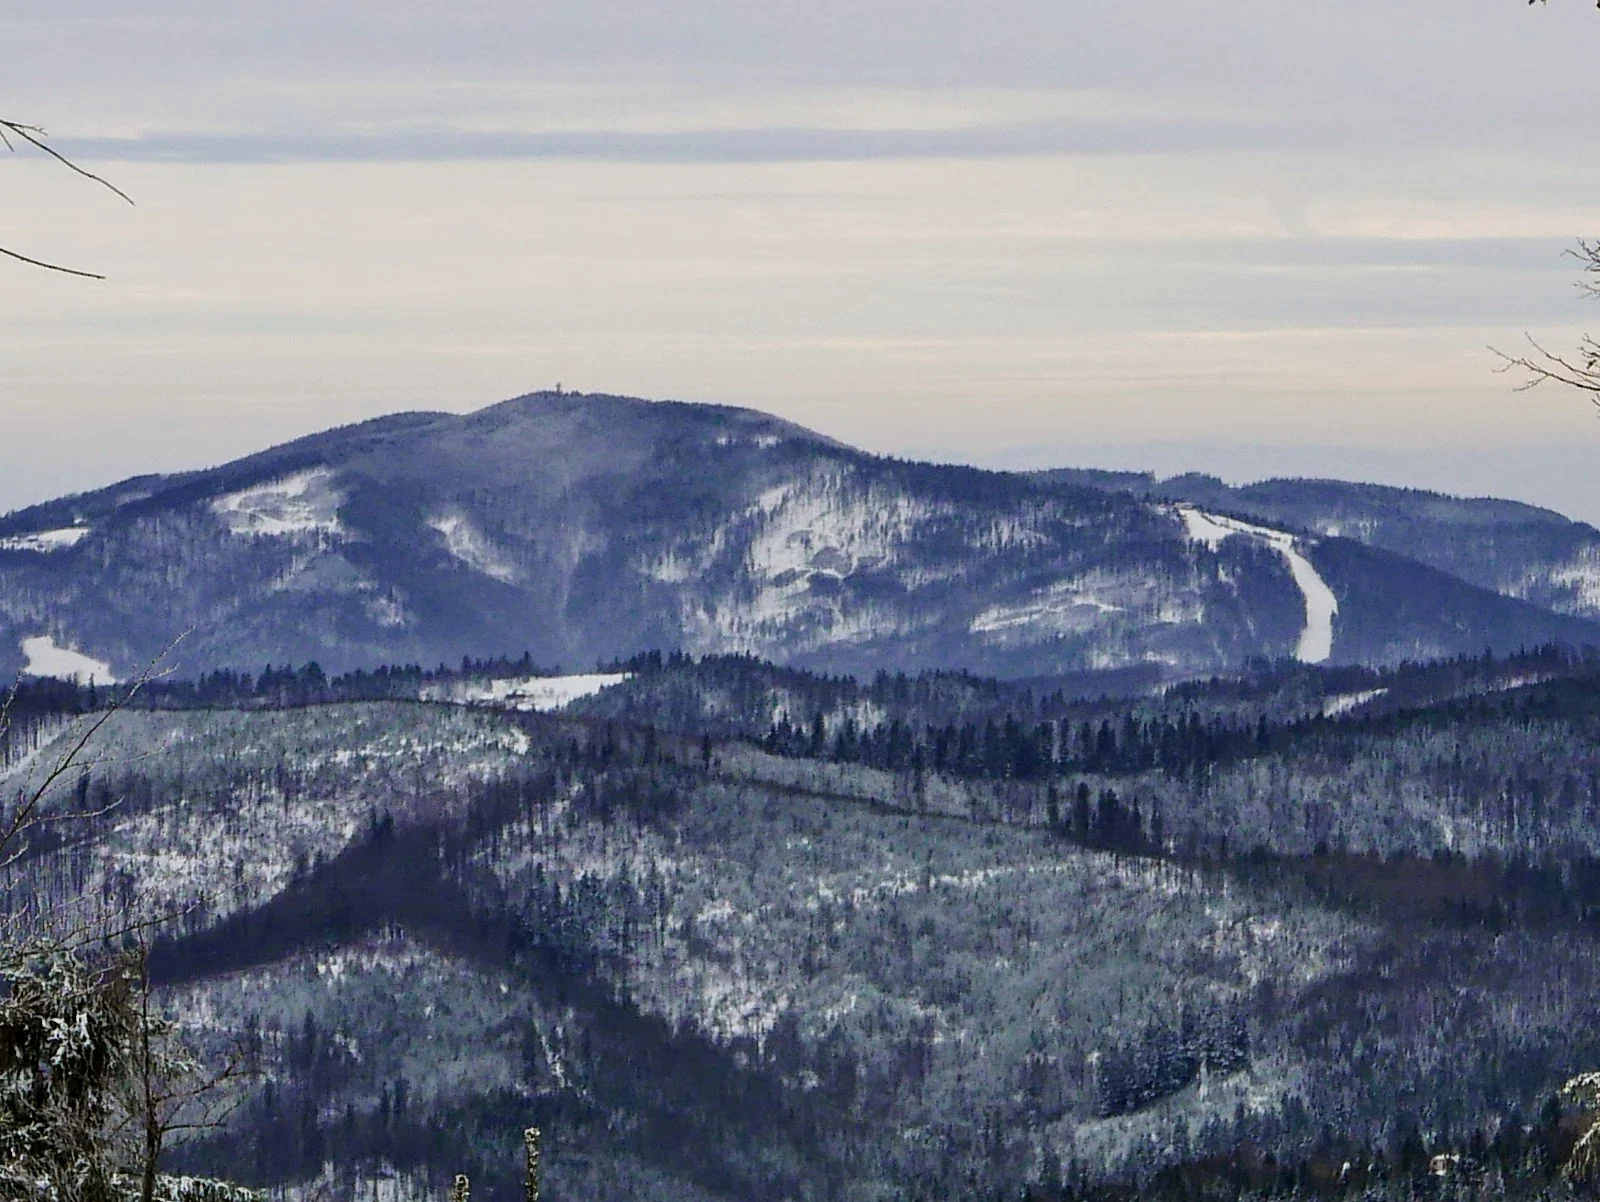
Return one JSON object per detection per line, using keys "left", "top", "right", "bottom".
{"left": 8, "top": 647, "right": 1600, "bottom": 1200}
{"left": 3, "top": 392, "right": 1597, "bottom": 685}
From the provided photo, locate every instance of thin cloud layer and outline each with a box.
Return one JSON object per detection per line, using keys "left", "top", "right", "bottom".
{"left": 64, "top": 116, "right": 1309, "bottom": 166}
{"left": 8, "top": 1, "right": 1600, "bottom": 145}
{"left": 2, "top": 1, "right": 1599, "bottom": 522}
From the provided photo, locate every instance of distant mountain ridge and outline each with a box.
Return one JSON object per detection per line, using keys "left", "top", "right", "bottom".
{"left": 1036, "top": 467, "right": 1600, "bottom": 621}
{"left": 0, "top": 390, "right": 1596, "bottom": 682}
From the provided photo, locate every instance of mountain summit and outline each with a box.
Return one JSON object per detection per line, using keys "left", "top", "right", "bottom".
{"left": 1, "top": 390, "right": 1596, "bottom": 680}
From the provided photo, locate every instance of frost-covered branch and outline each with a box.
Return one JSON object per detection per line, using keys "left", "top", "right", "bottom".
{"left": 0, "top": 935, "right": 253, "bottom": 1201}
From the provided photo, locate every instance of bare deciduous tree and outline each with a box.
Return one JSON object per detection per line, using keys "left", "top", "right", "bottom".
{"left": 1483, "top": 4, "right": 1600, "bottom": 397}
{"left": 0, "top": 644, "right": 180, "bottom": 951}
{"left": 122, "top": 940, "right": 251, "bottom": 1202}
{"left": 1493, "top": 239, "right": 1600, "bottom": 409}
{"left": 0, "top": 643, "right": 257, "bottom": 1201}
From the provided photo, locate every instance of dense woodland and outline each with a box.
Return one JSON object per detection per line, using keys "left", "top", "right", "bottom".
{"left": 9, "top": 647, "right": 1600, "bottom": 1200}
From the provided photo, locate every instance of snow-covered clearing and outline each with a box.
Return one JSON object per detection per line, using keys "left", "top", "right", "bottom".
{"left": 744, "top": 473, "right": 931, "bottom": 581}
{"left": 0, "top": 526, "right": 89, "bottom": 553}
{"left": 1177, "top": 506, "right": 1338, "bottom": 664}
{"left": 426, "top": 512, "right": 521, "bottom": 584}
{"left": 1317, "top": 518, "right": 1376, "bottom": 541}
{"left": 970, "top": 575, "right": 1132, "bottom": 639}
{"left": 685, "top": 469, "right": 941, "bottom": 643}
{"left": 1493, "top": 672, "right": 1557, "bottom": 692}
{"left": 715, "top": 433, "right": 784, "bottom": 449}
{"left": 276, "top": 1163, "right": 435, "bottom": 1202}
{"left": 20, "top": 635, "right": 118, "bottom": 684}
{"left": 971, "top": 594, "right": 1122, "bottom": 635}
{"left": 1321, "top": 688, "right": 1387, "bottom": 718}
{"left": 425, "top": 673, "right": 628, "bottom": 711}
{"left": 210, "top": 467, "right": 345, "bottom": 538}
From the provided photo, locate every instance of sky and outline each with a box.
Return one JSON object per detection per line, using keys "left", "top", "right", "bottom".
{"left": 6, "top": 1, "right": 1600, "bottom": 522}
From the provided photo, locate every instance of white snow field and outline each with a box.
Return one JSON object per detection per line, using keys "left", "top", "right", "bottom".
{"left": 1177, "top": 506, "right": 1338, "bottom": 664}
{"left": 1321, "top": 688, "right": 1388, "bottom": 718}
{"left": 210, "top": 467, "right": 345, "bottom": 537}
{"left": 20, "top": 635, "right": 119, "bottom": 684}
{"left": 0, "top": 526, "right": 90, "bottom": 553}
{"left": 424, "top": 673, "right": 628, "bottom": 711}
{"left": 426, "top": 512, "right": 521, "bottom": 584}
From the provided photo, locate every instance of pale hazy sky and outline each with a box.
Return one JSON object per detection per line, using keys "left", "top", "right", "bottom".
{"left": 6, "top": 1, "right": 1600, "bottom": 521}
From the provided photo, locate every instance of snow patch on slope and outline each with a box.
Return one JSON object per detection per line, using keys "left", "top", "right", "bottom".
{"left": 970, "top": 576, "right": 1129, "bottom": 638}
{"left": 655, "top": 466, "right": 1092, "bottom": 656}
{"left": 1321, "top": 688, "right": 1387, "bottom": 718}
{"left": 424, "top": 673, "right": 628, "bottom": 711}
{"left": 1179, "top": 507, "right": 1242, "bottom": 550}
{"left": 0, "top": 526, "right": 89, "bottom": 553}
{"left": 1317, "top": 518, "right": 1377, "bottom": 540}
{"left": 971, "top": 591, "right": 1122, "bottom": 635}
{"left": 20, "top": 636, "right": 118, "bottom": 684}
{"left": 1277, "top": 541, "right": 1338, "bottom": 664}
{"left": 427, "top": 512, "right": 521, "bottom": 584}
{"left": 210, "top": 468, "right": 345, "bottom": 538}
{"left": 745, "top": 475, "right": 931, "bottom": 580}
{"left": 364, "top": 592, "right": 408, "bottom": 628}
{"left": 1177, "top": 507, "right": 1338, "bottom": 664}
{"left": 1544, "top": 550, "right": 1600, "bottom": 612}
{"left": 715, "top": 433, "right": 785, "bottom": 450}
{"left": 656, "top": 468, "right": 951, "bottom": 652}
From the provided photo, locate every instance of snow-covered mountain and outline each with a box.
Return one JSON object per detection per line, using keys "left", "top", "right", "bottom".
{"left": 1041, "top": 468, "right": 1600, "bottom": 622}
{"left": 1, "top": 390, "right": 1596, "bottom": 682}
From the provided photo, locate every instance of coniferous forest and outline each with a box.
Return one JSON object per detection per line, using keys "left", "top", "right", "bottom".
{"left": 10, "top": 646, "right": 1600, "bottom": 1200}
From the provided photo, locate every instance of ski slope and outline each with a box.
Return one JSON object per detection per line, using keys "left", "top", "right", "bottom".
{"left": 1178, "top": 507, "right": 1337, "bottom": 664}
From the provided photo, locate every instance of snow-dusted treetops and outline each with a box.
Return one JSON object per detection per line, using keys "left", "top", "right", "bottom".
{"left": 6, "top": 642, "right": 1600, "bottom": 1200}
{"left": 7, "top": 392, "right": 1600, "bottom": 1199}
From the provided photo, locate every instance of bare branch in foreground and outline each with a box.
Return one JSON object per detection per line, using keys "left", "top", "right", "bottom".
{"left": 1492, "top": 332, "right": 1600, "bottom": 408}
{"left": 1492, "top": 239, "right": 1600, "bottom": 408}
{"left": 0, "top": 243, "right": 107, "bottom": 279}
{"left": 0, "top": 119, "right": 135, "bottom": 206}
{"left": 0, "top": 634, "right": 187, "bottom": 892}
{"left": 1, "top": 116, "right": 132, "bottom": 279}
